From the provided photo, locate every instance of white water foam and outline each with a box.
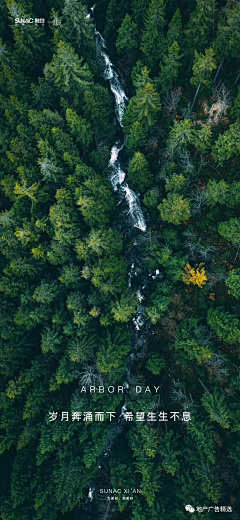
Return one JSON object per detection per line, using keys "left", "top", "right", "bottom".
{"left": 88, "top": 487, "right": 94, "bottom": 501}
{"left": 122, "top": 185, "right": 147, "bottom": 231}
{"left": 95, "top": 29, "right": 147, "bottom": 231}
{"left": 109, "top": 73, "right": 128, "bottom": 126}
{"left": 108, "top": 142, "right": 125, "bottom": 190}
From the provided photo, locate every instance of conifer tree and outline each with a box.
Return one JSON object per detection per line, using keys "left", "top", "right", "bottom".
{"left": 128, "top": 152, "right": 153, "bottom": 191}
{"left": 157, "top": 41, "right": 182, "bottom": 94}
{"left": 44, "top": 40, "right": 93, "bottom": 95}
{"left": 141, "top": 0, "right": 166, "bottom": 70}
{"left": 190, "top": 48, "right": 217, "bottom": 109}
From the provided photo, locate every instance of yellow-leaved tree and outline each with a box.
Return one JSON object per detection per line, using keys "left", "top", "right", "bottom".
{"left": 183, "top": 263, "right": 207, "bottom": 288}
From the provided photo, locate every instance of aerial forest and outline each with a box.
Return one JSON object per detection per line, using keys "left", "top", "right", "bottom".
{"left": 0, "top": 0, "right": 240, "bottom": 518}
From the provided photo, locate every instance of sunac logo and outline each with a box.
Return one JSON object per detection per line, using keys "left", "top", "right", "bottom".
{"left": 15, "top": 18, "right": 34, "bottom": 24}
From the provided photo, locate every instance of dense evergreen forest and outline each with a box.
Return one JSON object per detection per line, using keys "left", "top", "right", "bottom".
{"left": 0, "top": 0, "right": 240, "bottom": 518}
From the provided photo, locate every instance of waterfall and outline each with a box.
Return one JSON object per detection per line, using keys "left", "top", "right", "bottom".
{"left": 95, "top": 32, "right": 150, "bottom": 374}
{"left": 95, "top": 31, "right": 128, "bottom": 125}
{"left": 87, "top": 8, "right": 150, "bottom": 505}
{"left": 108, "top": 141, "right": 125, "bottom": 190}
{"left": 122, "top": 185, "right": 146, "bottom": 231}
{"left": 95, "top": 31, "right": 146, "bottom": 232}
{"left": 94, "top": 12, "right": 151, "bottom": 379}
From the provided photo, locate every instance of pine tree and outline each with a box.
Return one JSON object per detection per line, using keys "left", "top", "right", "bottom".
{"left": 125, "top": 121, "right": 147, "bottom": 153}
{"left": 111, "top": 291, "right": 138, "bottom": 322}
{"left": 157, "top": 41, "right": 182, "bottom": 94}
{"left": 131, "top": 0, "right": 149, "bottom": 30}
{"left": 207, "top": 308, "right": 240, "bottom": 345}
{"left": 190, "top": 48, "right": 217, "bottom": 109}
{"left": 158, "top": 194, "right": 191, "bottom": 225}
{"left": 218, "top": 218, "right": 240, "bottom": 244}
{"left": 185, "top": 0, "right": 217, "bottom": 58}
{"left": 116, "top": 14, "right": 138, "bottom": 59}
{"left": 135, "top": 84, "right": 161, "bottom": 128}
{"left": 202, "top": 388, "right": 232, "bottom": 429}
{"left": 212, "top": 122, "right": 240, "bottom": 165}
{"left": 91, "top": 256, "right": 127, "bottom": 295}
{"left": 213, "top": 3, "right": 240, "bottom": 84}
{"left": 158, "top": 431, "right": 180, "bottom": 476}
{"left": 60, "top": 0, "right": 95, "bottom": 60}
{"left": 6, "top": 0, "right": 50, "bottom": 70}
{"left": 76, "top": 175, "right": 114, "bottom": 227}
{"left": 141, "top": 0, "right": 166, "bottom": 69}
{"left": 128, "top": 152, "right": 153, "bottom": 191}
{"left": 166, "top": 8, "right": 182, "bottom": 48}
{"left": 44, "top": 40, "right": 93, "bottom": 95}
{"left": 226, "top": 269, "right": 240, "bottom": 300}
{"left": 66, "top": 108, "right": 93, "bottom": 149}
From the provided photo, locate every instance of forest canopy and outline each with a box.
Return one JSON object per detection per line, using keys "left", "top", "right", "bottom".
{"left": 0, "top": 0, "right": 240, "bottom": 519}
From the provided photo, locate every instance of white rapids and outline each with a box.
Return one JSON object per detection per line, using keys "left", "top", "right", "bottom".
{"left": 95, "top": 31, "right": 128, "bottom": 125}
{"left": 88, "top": 487, "right": 94, "bottom": 501}
{"left": 85, "top": 6, "right": 151, "bottom": 499}
{"left": 95, "top": 31, "right": 147, "bottom": 232}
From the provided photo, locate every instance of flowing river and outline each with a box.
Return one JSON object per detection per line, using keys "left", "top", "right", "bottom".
{"left": 95, "top": 30, "right": 146, "bottom": 232}
{"left": 87, "top": 5, "right": 154, "bottom": 507}
{"left": 94, "top": 22, "right": 151, "bottom": 376}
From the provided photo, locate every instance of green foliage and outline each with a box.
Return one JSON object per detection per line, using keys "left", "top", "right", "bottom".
{"left": 185, "top": 0, "right": 217, "bottom": 56}
{"left": 111, "top": 291, "right": 138, "bottom": 322}
{"left": 91, "top": 255, "right": 127, "bottom": 294}
{"left": 207, "top": 308, "right": 240, "bottom": 345}
{"left": 65, "top": 108, "right": 93, "bottom": 148}
{"left": 190, "top": 48, "right": 217, "bottom": 87}
{"left": 78, "top": 228, "right": 123, "bottom": 258}
{"left": 83, "top": 84, "right": 115, "bottom": 144}
{"left": 135, "top": 83, "right": 161, "bottom": 128}
{"left": 41, "top": 326, "right": 62, "bottom": 354}
{"left": 158, "top": 193, "right": 191, "bottom": 225}
{"left": 159, "top": 431, "right": 180, "bottom": 475}
{"left": 1, "top": 0, "right": 240, "bottom": 517}
{"left": 143, "top": 187, "right": 159, "bottom": 208}
{"left": 146, "top": 353, "right": 166, "bottom": 375}
{"left": 60, "top": 0, "right": 95, "bottom": 60}
{"left": 125, "top": 121, "right": 146, "bottom": 153}
{"left": 218, "top": 218, "right": 240, "bottom": 244}
{"left": 44, "top": 40, "right": 93, "bottom": 95}
{"left": 165, "top": 173, "right": 186, "bottom": 193}
{"left": 157, "top": 42, "right": 182, "bottom": 94}
{"left": 68, "top": 333, "right": 96, "bottom": 363}
{"left": 76, "top": 176, "right": 114, "bottom": 227}
{"left": 214, "top": 2, "right": 240, "bottom": 60}
{"left": 141, "top": 0, "right": 166, "bottom": 69}
{"left": 128, "top": 152, "right": 153, "bottom": 191}
{"left": 202, "top": 388, "right": 232, "bottom": 429}
{"left": 204, "top": 179, "right": 230, "bottom": 207}
{"left": 146, "top": 294, "right": 170, "bottom": 324}
{"left": 33, "top": 281, "right": 59, "bottom": 304}
{"left": 129, "top": 425, "right": 161, "bottom": 506}
{"left": 204, "top": 179, "right": 240, "bottom": 208}
{"left": 226, "top": 269, "right": 240, "bottom": 300}
{"left": 131, "top": 0, "right": 148, "bottom": 29}
{"left": 212, "top": 122, "right": 240, "bottom": 165}
{"left": 53, "top": 452, "right": 90, "bottom": 512}
{"left": 97, "top": 327, "right": 131, "bottom": 374}
{"left": 176, "top": 318, "right": 213, "bottom": 363}
{"left": 167, "top": 119, "right": 194, "bottom": 149}
{"left": 123, "top": 82, "right": 161, "bottom": 131}
{"left": 167, "top": 9, "right": 182, "bottom": 48}
{"left": 116, "top": 14, "right": 138, "bottom": 56}
{"left": 188, "top": 420, "right": 215, "bottom": 464}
